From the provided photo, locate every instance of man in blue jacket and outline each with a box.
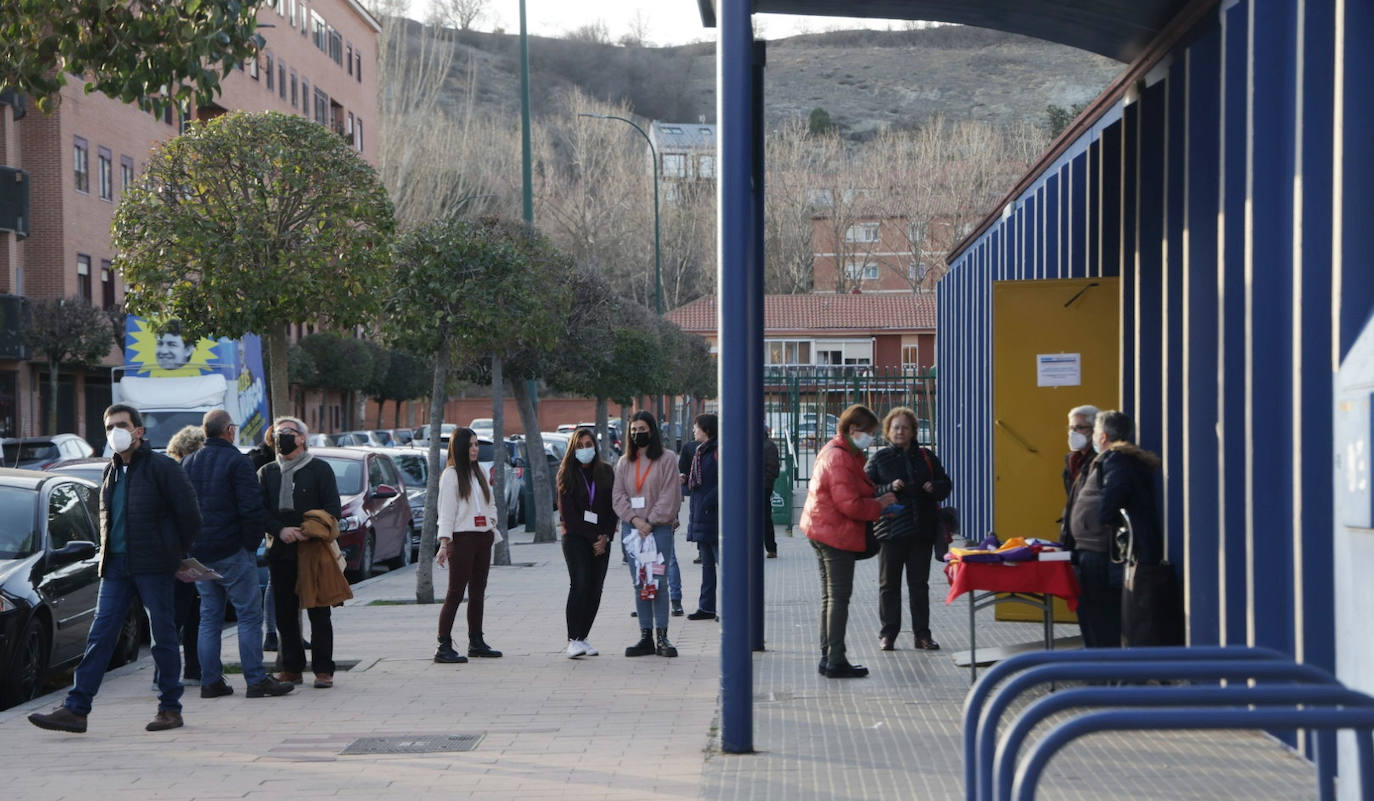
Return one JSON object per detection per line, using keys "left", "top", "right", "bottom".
{"left": 29, "top": 404, "right": 202, "bottom": 733}
{"left": 181, "top": 410, "right": 294, "bottom": 701}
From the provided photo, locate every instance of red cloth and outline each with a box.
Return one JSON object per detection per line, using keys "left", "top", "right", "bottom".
{"left": 944, "top": 560, "right": 1081, "bottom": 611}
{"left": 801, "top": 436, "right": 884, "bottom": 553}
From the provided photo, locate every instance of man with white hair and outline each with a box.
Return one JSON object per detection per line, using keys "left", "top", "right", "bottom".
{"left": 1063, "top": 404, "right": 1099, "bottom": 495}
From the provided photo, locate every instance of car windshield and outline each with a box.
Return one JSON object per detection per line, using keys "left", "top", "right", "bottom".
{"left": 317, "top": 455, "right": 365, "bottom": 495}
{"left": 0, "top": 487, "right": 37, "bottom": 558}
{"left": 53, "top": 465, "right": 106, "bottom": 485}
{"left": 371, "top": 430, "right": 393, "bottom": 445}
{"left": 393, "top": 453, "right": 426, "bottom": 486}
{"left": 2, "top": 442, "right": 58, "bottom": 466}
{"left": 141, "top": 411, "right": 208, "bottom": 450}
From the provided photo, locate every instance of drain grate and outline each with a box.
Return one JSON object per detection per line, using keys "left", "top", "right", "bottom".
{"left": 340, "top": 734, "right": 484, "bottom": 755}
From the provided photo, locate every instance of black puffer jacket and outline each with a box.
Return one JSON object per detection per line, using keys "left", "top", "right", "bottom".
{"left": 182, "top": 437, "right": 267, "bottom": 562}
{"left": 99, "top": 440, "right": 202, "bottom": 575}
{"left": 258, "top": 456, "right": 342, "bottom": 562}
{"left": 865, "top": 444, "right": 951, "bottom": 541}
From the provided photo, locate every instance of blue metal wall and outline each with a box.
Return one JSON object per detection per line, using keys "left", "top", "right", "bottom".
{"left": 937, "top": 0, "right": 1374, "bottom": 680}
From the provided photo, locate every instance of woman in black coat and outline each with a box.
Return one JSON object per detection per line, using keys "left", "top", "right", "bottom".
{"left": 865, "top": 407, "right": 951, "bottom": 651}
{"left": 684, "top": 414, "right": 719, "bottom": 620}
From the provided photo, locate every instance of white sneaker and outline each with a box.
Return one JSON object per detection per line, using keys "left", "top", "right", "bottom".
{"left": 580, "top": 640, "right": 599, "bottom": 657}
{"left": 566, "top": 640, "right": 589, "bottom": 658}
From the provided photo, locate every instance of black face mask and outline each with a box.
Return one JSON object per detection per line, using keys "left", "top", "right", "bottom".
{"left": 631, "top": 431, "right": 650, "bottom": 447}
{"left": 276, "top": 432, "right": 298, "bottom": 454}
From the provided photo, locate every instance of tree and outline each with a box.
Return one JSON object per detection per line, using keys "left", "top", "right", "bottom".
{"left": 367, "top": 350, "right": 431, "bottom": 428}
{"left": 428, "top": 0, "right": 487, "bottom": 30}
{"left": 808, "top": 107, "right": 837, "bottom": 136}
{"left": 24, "top": 298, "right": 115, "bottom": 434}
{"left": 1046, "top": 102, "right": 1088, "bottom": 139}
{"left": 0, "top": 0, "right": 262, "bottom": 115}
{"left": 385, "top": 216, "right": 533, "bottom": 603}
{"left": 112, "top": 111, "right": 396, "bottom": 422}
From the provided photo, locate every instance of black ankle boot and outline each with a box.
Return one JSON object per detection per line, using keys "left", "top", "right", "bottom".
{"left": 434, "top": 636, "right": 467, "bottom": 664}
{"left": 655, "top": 628, "right": 678, "bottom": 658}
{"left": 625, "top": 628, "right": 655, "bottom": 657}
{"left": 468, "top": 634, "right": 502, "bottom": 658}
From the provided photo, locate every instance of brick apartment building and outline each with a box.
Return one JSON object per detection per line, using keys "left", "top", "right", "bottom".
{"left": 0, "top": 0, "right": 380, "bottom": 446}
{"left": 811, "top": 215, "right": 965, "bottom": 294}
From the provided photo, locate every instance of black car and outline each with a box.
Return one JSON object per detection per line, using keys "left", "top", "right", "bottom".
{"left": 2, "top": 435, "right": 95, "bottom": 470}
{"left": 0, "top": 469, "right": 145, "bottom": 708}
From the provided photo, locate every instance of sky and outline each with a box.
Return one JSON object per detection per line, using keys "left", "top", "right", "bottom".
{"left": 407, "top": 1, "right": 921, "bottom": 46}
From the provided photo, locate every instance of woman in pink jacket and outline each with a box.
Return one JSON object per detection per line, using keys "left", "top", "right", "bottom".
{"left": 801, "top": 404, "right": 896, "bottom": 679}
{"left": 612, "top": 411, "right": 682, "bottom": 658}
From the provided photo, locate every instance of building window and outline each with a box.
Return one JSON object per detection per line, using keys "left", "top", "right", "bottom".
{"left": 815, "top": 340, "right": 873, "bottom": 366}
{"left": 662, "top": 153, "right": 686, "bottom": 178}
{"left": 120, "top": 156, "right": 134, "bottom": 194}
{"left": 266, "top": 54, "right": 274, "bottom": 90}
{"left": 355, "top": 119, "right": 363, "bottom": 152}
{"left": 907, "top": 221, "right": 927, "bottom": 244}
{"left": 844, "top": 259, "right": 879, "bottom": 281}
{"left": 901, "top": 345, "right": 920, "bottom": 367}
{"left": 249, "top": 56, "right": 259, "bottom": 80}
{"left": 355, "top": 52, "right": 362, "bottom": 82}
{"left": 346, "top": 43, "right": 353, "bottom": 75}
{"left": 278, "top": 62, "right": 287, "bottom": 99}
{"left": 73, "top": 137, "right": 89, "bottom": 193}
{"left": 845, "top": 222, "right": 880, "bottom": 243}
{"left": 766, "top": 340, "right": 812, "bottom": 366}
{"left": 101, "top": 260, "right": 115, "bottom": 309}
{"left": 313, "top": 13, "right": 327, "bottom": 51}
{"left": 300, "top": 80, "right": 309, "bottom": 115}
{"left": 290, "top": 70, "right": 298, "bottom": 108}
{"left": 314, "top": 88, "right": 328, "bottom": 125}
{"left": 346, "top": 111, "right": 354, "bottom": 139}
{"left": 329, "top": 29, "right": 343, "bottom": 64}
{"left": 697, "top": 154, "right": 716, "bottom": 179}
{"left": 97, "top": 147, "right": 113, "bottom": 201}
{"left": 77, "top": 255, "right": 92, "bottom": 302}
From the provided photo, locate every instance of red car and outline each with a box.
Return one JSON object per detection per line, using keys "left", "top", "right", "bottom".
{"left": 309, "top": 447, "right": 413, "bottom": 582}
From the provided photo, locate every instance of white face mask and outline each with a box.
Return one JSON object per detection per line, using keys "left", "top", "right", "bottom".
{"left": 1068, "top": 431, "right": 1089, "bottom": 451}
{"left": 109, "top": 427, "right": 134, "bottom": 453}
{"left": 851, "top": 431, "right": 874, "bottom": 450}
{"left": 1091, "top": 433, "right": 1105, "bottom": 454}
{"left": 574, "top": 447, "right": 596, "bottom": 464}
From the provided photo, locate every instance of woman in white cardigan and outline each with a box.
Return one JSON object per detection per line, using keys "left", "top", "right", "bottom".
{"left": 433, "top": 427, "right": 502, "bottom": 663}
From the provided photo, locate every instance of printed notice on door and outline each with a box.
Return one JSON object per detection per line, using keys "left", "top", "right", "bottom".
{"left": 1036, "top": 353, "right": 1081, "bottom": 387}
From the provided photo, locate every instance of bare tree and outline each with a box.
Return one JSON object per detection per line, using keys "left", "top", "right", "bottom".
{"left": 620, "top": 11, "right": 652, "bottom": 47}
{"left": 763, "top": 118, "right": 821, "bottom": 294}
{"left": 428, "top": 0, "right": 486, "bottom": 31}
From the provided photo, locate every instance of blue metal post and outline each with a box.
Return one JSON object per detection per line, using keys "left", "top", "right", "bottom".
{"left": 717, "top": 0, "right": 755, "bottom": 755}
{"left": 748, "top": 39, "right": 767, "bottom": 653}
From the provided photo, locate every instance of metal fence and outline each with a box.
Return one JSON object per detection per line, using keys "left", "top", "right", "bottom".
{"left": 763, "top": 366, "right": 937, "bottom": 486}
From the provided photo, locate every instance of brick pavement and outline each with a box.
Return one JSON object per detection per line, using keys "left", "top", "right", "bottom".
{"left": 2, "top": 522, "right": 1318, "bottom": 801}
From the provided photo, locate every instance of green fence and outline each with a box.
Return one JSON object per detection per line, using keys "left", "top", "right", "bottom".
{"left": 765, "top": 366, "right": 937, "bottom": 489}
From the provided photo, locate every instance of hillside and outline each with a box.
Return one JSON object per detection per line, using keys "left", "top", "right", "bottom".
{"left": 420, "top": 23, "right": 1123, "bottom": 137}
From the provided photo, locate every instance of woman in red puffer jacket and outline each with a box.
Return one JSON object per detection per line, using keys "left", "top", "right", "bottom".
{"left": 801, "top": 404, "right": 896, "bottom": 679}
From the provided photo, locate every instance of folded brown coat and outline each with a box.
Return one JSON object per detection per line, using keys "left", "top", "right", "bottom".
{"left": 297, "top": 509, "right": 353, "bottom": 608}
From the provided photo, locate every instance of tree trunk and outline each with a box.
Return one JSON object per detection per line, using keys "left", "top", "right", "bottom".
{"left": 490, "top": 355, "right": 510, "bottom": 566}
{"left": 514, "top": 380, "right": 555, "bottom": 543}
{"left": 267, "top": 326, "right": 291, "bottom": 423}
{"left": 414, "top": 341, "right": 449, "bottom": 605}
{"left": 594, "top": 396, "right": 610, "bottom": 462}
{"left": 394, "top": 402, "right": 402, "bottom": 429}
{"left": 46, "top": 361, "right": 59, "bottom": 435}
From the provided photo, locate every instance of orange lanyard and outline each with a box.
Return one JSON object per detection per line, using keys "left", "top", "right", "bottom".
{"left": 633, "top": 457, "right": 651, "bottom": 495}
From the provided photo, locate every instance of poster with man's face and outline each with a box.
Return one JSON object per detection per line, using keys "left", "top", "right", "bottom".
{"left": 154, "top": 332, "right": 195, "bottom": 371}
{"left": 125, "top": 318, "right": 219, "bottom": 377}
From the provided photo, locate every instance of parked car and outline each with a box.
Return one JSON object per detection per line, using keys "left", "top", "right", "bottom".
{"left": 555, "top": 423, "right": 578, "bottom": 434}
{"left": 340, "top": 430, "right": 393, "bottom": 448}
{"left": 507, "top": 435, "right": 563, "bottom": 515}
{"left": 309, "top": 447, "right": 413, "bottom": 582}
{"left": 477, "top": 438, "right": 522, "bottom": 528}
{"left": 387, "top": 428, "right": 414, "bottom": 446}
{"left": 45, "top": 457, "right": 110, "bottom": 486}
{"left": 374, "top": 447, "right": 429, "bottom": 561}
{"left": 469, "top": 418, "right": 494, "bottom": 439}
{"left": 3, "top": 435, "right": 94, "bottom": 470}
{"left": 412, "top": 423, "right": 457, "bottom": 448}
{"left": 0, "top": 469, "right": 145, "bottom": 708}
{"left": 575, "top": 422, "right": 623, "bottom": 455}
{"left": 330, "top": 432, "right": 365, "bottom": 447}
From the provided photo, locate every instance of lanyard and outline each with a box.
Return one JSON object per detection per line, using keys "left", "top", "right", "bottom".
{"left": 633, "top": 457, "right": 651, "bottom": 494}
{"left": 582, "top": 471, "right": 596, "bottom": 506}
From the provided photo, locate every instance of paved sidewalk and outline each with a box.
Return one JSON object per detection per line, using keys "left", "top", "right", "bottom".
{"left": 3, "top": 524, "right": 1317, "bottom": 800}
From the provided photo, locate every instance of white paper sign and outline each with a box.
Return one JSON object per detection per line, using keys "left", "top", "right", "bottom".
{"left": 1036, "top": 353, "right": 1082, "bottom": 387}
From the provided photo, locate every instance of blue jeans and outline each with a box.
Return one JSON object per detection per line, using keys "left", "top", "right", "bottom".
{"left": 697, "top": 541, "right": 718, "bottom": 614}
{"left": 197, "top": 550, "right": 267, "bottom": 686}
{"left": 66, "top": 553, "right": 182, "bottom": 716}
{"left": 623, "top": 529, "right": 682, "bottom": 603}
{"left": 624, "top": 523, "right": 676, "bottom": 628}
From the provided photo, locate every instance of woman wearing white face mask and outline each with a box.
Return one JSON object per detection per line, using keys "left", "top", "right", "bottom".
{"left": 556, "top": 428, "right": 616, "bottom": 658}
{"left": 800, "top": 404, "right": 898, "bottom": 679}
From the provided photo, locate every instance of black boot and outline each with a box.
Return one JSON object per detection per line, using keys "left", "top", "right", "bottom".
{"left": 655, "top": 628, "right": 678, "bottom": 658}
{"left": 468, "top": 633, "right": 502, "bottom": 658}
{"left": 434, "top": 636, "right": 467, "bottom": 664}
{"left": 625, "top": 628, "right": 655, "bottom": 657}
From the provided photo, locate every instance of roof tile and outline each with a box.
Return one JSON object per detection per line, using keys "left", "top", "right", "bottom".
{"left": 666, "top": 293, "right": 935, "bottom": 334}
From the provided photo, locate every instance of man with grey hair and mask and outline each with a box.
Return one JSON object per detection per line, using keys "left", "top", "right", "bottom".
{"left": 1063, "top": 404, "right": 1099, "bottom": 496}
{"left": 258, "top": 416, "right": 342, "bottom": 689}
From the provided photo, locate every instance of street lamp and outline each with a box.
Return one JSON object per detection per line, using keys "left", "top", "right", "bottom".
{"left": 578, "top": 112, "right": 665, "bottom": 424}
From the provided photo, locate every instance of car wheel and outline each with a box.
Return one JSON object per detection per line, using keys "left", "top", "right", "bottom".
{"left": 1, "top": 616, "right": 49, "bottom": 707}
{"left": 356, "top": 531, "right": 375, "bottom": 582}
{"left": 389, "top": 527, "right": 412, "bottom": 569}
{"left": 108, "top": 601, "right": 145, "bottom": 668}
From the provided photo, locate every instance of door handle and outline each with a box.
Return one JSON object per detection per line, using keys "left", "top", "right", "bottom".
{"left": 994, "top": 419, "right": 1039, "bottom": 454}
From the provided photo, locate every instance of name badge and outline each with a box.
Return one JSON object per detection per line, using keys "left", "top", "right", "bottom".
{"left": 474, "top": 515, "right": 487, "bottom": 528}
{"left": 583, "top": 510, "right": 599, "bottom": 524}
{"left": 631, "top": 496, "right": 646, "bottom": 509}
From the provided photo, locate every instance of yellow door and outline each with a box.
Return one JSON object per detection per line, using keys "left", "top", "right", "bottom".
{"left": 992, "top": 278, "right": 1119, "bottom": 621}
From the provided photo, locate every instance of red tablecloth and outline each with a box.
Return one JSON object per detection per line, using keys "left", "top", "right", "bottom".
{"left": 943, "top": 560, "right": 1081, "bottom": 611}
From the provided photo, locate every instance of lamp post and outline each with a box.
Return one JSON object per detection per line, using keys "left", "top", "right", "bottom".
{"left": 578, "top": 112, "right": 664, "bottom": 422}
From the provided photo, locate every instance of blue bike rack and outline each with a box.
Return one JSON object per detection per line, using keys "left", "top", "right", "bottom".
{"left": 1011, "top": 706, "right": 1374, "bottom": 801}
{"left": 994, "top": 684, "right": 1374, "bottom": 801}
{"left": 961, "top": 646, "right": 1286, "bottom": 801}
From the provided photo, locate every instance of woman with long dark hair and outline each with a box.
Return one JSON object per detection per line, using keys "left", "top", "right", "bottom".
{"left": 684, "top": 413, "right": 720, "bottom": 621}
{"left": 557, "top": 427, "right": 616, "bottom": 657}
{"left": 433, "top": 427, "right": 502, "bottom": 664}
{"left": 612, "top": 411, "right": 682, "bottom": 657}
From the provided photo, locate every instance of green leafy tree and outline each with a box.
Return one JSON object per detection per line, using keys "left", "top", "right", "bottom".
{"left": 112, "top": 111, "right": 395, "bottom": 421}
{"left": 366, "top": 350, "right": 431, "bottom": 428}
{"left": 298, "top": 332, "right": 382, "bottom": 429}
{"left": 24, "top": 297, "right": 115, "bottom": 435}
{"left": 1, "top": 0, "right": 263, "bottom": 115}
{"left": 385, "top": 216, "right": 531, "bottom": 603}
{"left": 1046, "top": 102, "right": 1089, "bottom": 139}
